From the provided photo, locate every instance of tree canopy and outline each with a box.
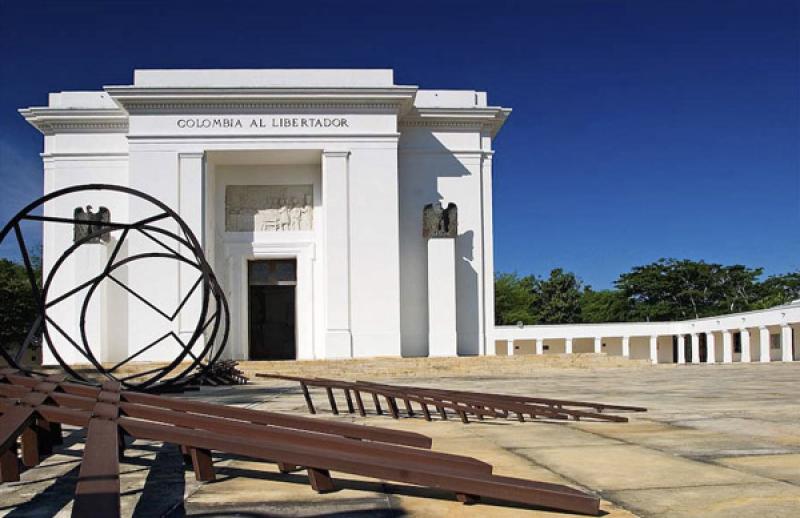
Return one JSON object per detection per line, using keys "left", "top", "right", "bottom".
{"left": 496, "top": 259, "right": 800, "bottom": 325}
{"left": 0, "top": 258, "right": 40, "bottom": 352}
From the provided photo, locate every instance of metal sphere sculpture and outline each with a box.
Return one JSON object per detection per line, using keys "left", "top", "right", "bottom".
{"left": 0, "top": 184, "right": 230, "bottom": 391}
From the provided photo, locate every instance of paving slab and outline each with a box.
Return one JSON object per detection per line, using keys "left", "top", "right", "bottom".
{"left": 523, "top": 443, "right": 771, "bottom": 491}
{"left": 714, "top": 453, "right": 800, "bottom": 485}
{"left": 575, "top": 422, "right": 799, "bottom": 458}
{"left": 668, "top": 417, "right": 800, "bottom": 447}
{"left": 471, "top": 421, "right": 626, "bottom": 450}
{"left": 606, "top": 481, "right": 800, "bottom": 518}
{"left": 2, "top": 362, "right": 799, "bottom": 517}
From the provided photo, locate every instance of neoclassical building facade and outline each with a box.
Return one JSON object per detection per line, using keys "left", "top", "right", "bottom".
{"left": 22, "top": 69, "right": 509, "bottom": 364}
{"left": 21, "top": 69, "right": 797, "bottom": 367}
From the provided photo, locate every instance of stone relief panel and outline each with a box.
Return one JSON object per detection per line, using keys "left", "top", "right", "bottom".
{"left": 225, "top": 185, "right": 313, "bottom": 232}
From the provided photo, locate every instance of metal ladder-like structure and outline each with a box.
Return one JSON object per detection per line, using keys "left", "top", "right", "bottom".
{"left": 1, "top": 369, "right": 601, "bottom": 517}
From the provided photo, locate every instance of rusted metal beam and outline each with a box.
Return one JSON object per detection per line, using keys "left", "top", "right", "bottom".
{"left": 299, "top": 382, "right": 316, "bottom": 414}
{"left": 0, "top": 371, "right": 603, "bottom": 516}
{"left": 0, "top": 444, "right": 19, "bottom": 482}
{"left": 3, "top": 386, "right": 487, "bottom": 476}
{"left": 381, "top": 381, "right": 647, "bottom": 414}
{"left": 115, "top": 401, "right": 491, "bottom": 475}
{"left": 307, "top": 467, "right": 335, "bottom": 493}
{"left": 256, "top": 374, "right": 645, "bottom": 425}
{"left": 189, "top": 447, "right": 215, "bottom": 482}
{"left": 278, "top": 462, "right": 300, "bottom": 474}
{"left": 20, "top": 426, "right": 41, "bottom": 467}
{"left": 117, "top": 417, "right": 599, "bottom": 514}
{"left": 72, "top": 384, "right": 122, "bottom": 518}
{"left": 0, "top": 406, "right": 36, "bottom": 458}
{"left": 121, "top": 391, "right": 431, "bottom": 448}
{"left": 358, "top": 378, "right": 634, "bottom": 422}
{"left": 1, "top": 372, "right": 430, "bottom": 448}
{"left": 260, "top": 375, "right": 504, "bottom": 421}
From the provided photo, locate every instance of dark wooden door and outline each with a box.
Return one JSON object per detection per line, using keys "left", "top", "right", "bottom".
{"left": 247, "top": 259, "right": 297, "bottom": 360}
{"left": 249, "top": 285, "right": 295, "bottom": 360}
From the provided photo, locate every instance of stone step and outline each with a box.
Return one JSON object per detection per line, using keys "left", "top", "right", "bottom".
{"left": 52, "top": 353, "right": 649, "bottom": 382}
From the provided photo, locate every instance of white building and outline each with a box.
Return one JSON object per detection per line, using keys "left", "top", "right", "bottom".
{"left": 495, "top": 300, "right": 799, "bottom": 364}
{"left": 21, "top": 69, "right": 510, "bottom": 364}
{"left": 22, "top": 68, "right": 797, "bottom": 367}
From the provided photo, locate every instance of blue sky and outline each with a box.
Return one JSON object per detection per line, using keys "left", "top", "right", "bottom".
{"left": 0, "top": 0, "right": 797, "bottom": 288}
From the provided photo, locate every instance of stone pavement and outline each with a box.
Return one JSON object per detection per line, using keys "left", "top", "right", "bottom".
{"left": 1, "top": 361, "right": 798, "bottom": 517}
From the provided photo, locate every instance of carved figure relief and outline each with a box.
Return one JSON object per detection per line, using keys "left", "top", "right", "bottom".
{"left": 73, "top": 205, "right": 112, "bottom": 243}
{"left": 422, "top": 201, "right": 458, "bottom": 239}
{"left": 225, "top": 185, "right": 313, "bottom": 232}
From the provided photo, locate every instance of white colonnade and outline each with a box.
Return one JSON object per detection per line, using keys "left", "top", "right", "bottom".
{"left": 494, "top": 302, "right": 800, "bottom": 364}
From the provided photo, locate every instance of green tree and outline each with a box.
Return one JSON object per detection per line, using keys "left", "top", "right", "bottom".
{"left": 495, "top": 260, "right": 796, "bottom": 326}
{"left": 754, "top": 271, "right": 800, "bottom": 308}
{"left": 531, "top": 268, "right": 583, "bottom": 324}
{"left": 0, "top": 258, "right": 41, "bottom": 355}
{"left": 494, "top": 272, "right": 536, "bottom": 325}
{"left": 580, "top": 287, "right": 629, "bottom": 323}
{"left": 615, "top": 259, "right": 763, "bottom": 320}
{"left": 717, "top": 264, "right": 763, "bottom": 313}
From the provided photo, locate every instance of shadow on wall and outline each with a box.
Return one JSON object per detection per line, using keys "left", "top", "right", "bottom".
{"left": 457, "top": 229, "right": 479, "bottom": 356}
{"left": 398, "top": 129, "right": 482, "bottom": 357}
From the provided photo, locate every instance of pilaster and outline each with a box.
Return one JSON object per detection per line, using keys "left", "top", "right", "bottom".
{"left": 322, "top": 150, "right": 352, "bottom": 358}
{"left": 706, "top": 332, "right": 716, "bottom": 364}
{"left": 677, "top": 334, "right": 686, "bottom": 364}
{"left": 740, "top": 328, "right": 751, "bottom": 363}
{"left": 781, "top": 325, "right": 793, "bottom": 362}
{"left": 649, "top": 335, "right": 658, "bottom": 364}
{"left": 722, "top": 330, "right": 733, "bottom": 363}
{"left": 759, "top": 326, "right": 770, "bottom": 363}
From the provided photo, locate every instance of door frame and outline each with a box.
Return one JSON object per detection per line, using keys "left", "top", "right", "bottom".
{"left": 222, "top": 241, "right": 316, "bottom": 361}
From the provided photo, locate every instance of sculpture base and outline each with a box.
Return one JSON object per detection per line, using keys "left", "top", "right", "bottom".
{"left": 427, "top": 238, "right": 458, "bottom": 357}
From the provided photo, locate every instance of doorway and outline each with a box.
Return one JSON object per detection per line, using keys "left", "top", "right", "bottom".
{"left": 248, "top": 259, "right": 297, "bottom": 360}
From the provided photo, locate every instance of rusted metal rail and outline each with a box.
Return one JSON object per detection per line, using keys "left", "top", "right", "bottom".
{"left": 195, "top": 360, "right": 249, "bottom": 387}
{"left": 0, "top": 368, "right": 601, "bottom": 516}
{"left": 256, "top": 374, "right": 646, "bottom": 424}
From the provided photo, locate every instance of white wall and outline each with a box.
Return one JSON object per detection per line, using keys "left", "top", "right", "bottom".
{"left": 40, "top": 142, "right": 129, "bottom": 366}
{"left": 26, "top": 69, "right": 510, "bottom": 364}
{"left": 398, "top": 129, "right": 491, "bottom": 357}
{"left": 495, "top": 303, "right": 800, "bottom": 363}
{"left": 348, "top": 145, "right": 403, "bottom": 357}
{"left": 211, "top": 160, "right": 322, "bottom": 361}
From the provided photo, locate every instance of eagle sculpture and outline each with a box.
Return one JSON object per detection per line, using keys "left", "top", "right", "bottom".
{"left": 422, "top": 201, "right": 458, "bottom": 239}
{"left": 73, "top": 205, "right": 111, "bottom": 243}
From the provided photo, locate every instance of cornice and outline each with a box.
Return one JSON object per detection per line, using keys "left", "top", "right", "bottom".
{"left": 321, "top": 150, "right": 351, "bottom": 158}
{"left": 19, "top": 107, "right": 129, "bottom": 135}
{"left": 103, "top": 86, "right": 418, "bottom": 115}
{"left": 399, "top": 148, "right": 494, "bottom": 156}
{"left": 399, "top": 106, "right": 511, "bottom": 136}
{"left": 400, "top": 119, "right": 484, "bottom": 129}
{"left": 42, "top": 152, "right": 129, "bottom": 160}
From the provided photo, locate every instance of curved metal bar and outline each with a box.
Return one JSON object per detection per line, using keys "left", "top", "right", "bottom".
{"left": 0, "top": 184, "right": 230, "bottom": 391}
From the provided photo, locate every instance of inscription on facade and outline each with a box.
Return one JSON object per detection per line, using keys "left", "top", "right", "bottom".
{"left": 177, "top": 117, "right": 349, "bottom": 130}
{"left": 225, "top": 185, "right": 313, "bottom": 232}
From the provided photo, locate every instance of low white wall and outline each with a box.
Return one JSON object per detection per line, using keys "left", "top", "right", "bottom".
{"left": 494, "top": 302, "right": 800, "bottom": 363}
